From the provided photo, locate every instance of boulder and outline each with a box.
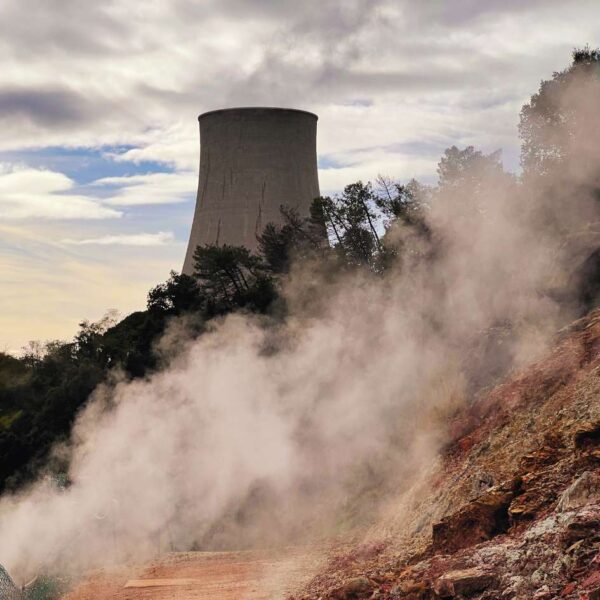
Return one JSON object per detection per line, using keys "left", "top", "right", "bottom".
{"left": 330, "top": 577, "right": 375, "bottom": 599}
{"left": 560, "top": 516, "right": 600, "bottom": 547}
{"left": 532, "top": 586, "right": 552, "bottom": 599}
{"left": 557, "top": 471, "right": 600, "bottom": 511}
{"left": 391, "top": 579, "right": 430, "bottom": 596}
{"left": 433, "top": 568, "right": 495, "bottom": 598}
{"left": 574, "top": 422, "right": 600, "bottom": 450}
{"left": 519, "top": 432, "right": 565, "bottom": 471}
{"left": 588, "top": 586, "right": 600, "bottom": 600}
{"left": 432, "top": 480, "right": 519, "bottom": 553}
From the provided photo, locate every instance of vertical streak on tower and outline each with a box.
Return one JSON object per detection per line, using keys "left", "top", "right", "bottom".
{"left": 182, "top": 107, "right": 320, "bottom": 275}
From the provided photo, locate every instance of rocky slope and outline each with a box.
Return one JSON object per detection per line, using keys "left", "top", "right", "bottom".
{"left": 292, "top": 311, "right": 600, "bottom": 600}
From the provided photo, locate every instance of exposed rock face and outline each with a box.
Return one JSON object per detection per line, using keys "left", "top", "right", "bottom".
{"left": 292, "top": 310, "right": 600, "bottom": 600}
{"left": 575, "top": 422, "right": 600, "bottom": 451}
{"left": 431, "top": 480, "right": 519, "bottom": 554}
{"left": 433, "top": 568, "right": 495, "bottom": 597}
{"left": 330, "top": 576, "right": 374, "bottom": 599}
{"left": 557, "top": 471, "right": 600, "bottom": 511}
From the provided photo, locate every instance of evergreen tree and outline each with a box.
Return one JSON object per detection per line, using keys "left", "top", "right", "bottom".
{"left": 193, "top": 244, "right": 276, "bottom": 313}
{"left": 519, "top": 46, "right": 600, "bottom": 178}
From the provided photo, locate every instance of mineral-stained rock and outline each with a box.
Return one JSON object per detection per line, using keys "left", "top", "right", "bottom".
{"left": 582, "top": 572, "right": 600, "bottom": 590}
{"left": 432, "top": 480, "right": 519, "bottom": 553}
{"left": 508, "top": 466, "right": 571, "bottom": 524}
{"left": 390, "top": 579, "right": 430, "bottom": 596}
{"left": 560, "top": 516, "right": 600, "bottom": 547}
{"left": 588, "top": 585, "right": 600, "bottom": 600}
{"left": 557, "top": 471, "right": 600, "bottom": 511}
{"left": 470, "top": 471, "right": 495, "bottom": 498}
{"left": 432, "top": 568, "right": 495, "bottom": 597}
{"left": 574, "top": 422, "right": 600, "bottom": 450}
{"left": 294, "top": 311, "right": 600, "bottom": 600}
{"left": 330, "top": 576, "right": 375, "bottom": 599}
{"left": 519, "top": 432, "right": 565, "bottom": 471}
{"left": 561, "top": 581, "right": 578, "bottom": 596}
{"left": 532, "top": 586, "right": 552, "bottom": 599}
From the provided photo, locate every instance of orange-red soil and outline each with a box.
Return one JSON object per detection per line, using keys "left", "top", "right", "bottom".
{"left": 63, "top": 548, "right": 324, "bottom": 600}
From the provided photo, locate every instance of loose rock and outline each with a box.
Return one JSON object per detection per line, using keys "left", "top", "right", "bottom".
{"left": 557, "top": 471, "right": 600, "bottom": 511}
{"left": 433, "top": 568, "right": 495, "bottom": 597}
{"left": 330, "top": 577, "right": 375, "bottom": 599}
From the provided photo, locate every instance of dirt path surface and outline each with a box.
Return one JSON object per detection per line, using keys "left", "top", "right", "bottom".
{"left": 63, "top": 548, "right": 325, "bottom": 600}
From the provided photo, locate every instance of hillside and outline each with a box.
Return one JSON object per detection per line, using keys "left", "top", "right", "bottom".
{"left": 57, "top": 309, "right": 600, "bottom": 600}
{"left": 291, "top": 310, "right": 600, "bottom": 599}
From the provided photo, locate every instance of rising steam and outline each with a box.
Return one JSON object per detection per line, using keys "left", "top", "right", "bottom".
{"left": 1, "top": 70, "right": 599, "bottom": 584}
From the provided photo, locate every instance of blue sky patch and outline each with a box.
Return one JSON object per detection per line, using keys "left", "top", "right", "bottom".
{"left": 0, "top": 145, "right": 174, "bottom": 185}
{"left": 318, "top": 154, "right": 348, "bottom": 169}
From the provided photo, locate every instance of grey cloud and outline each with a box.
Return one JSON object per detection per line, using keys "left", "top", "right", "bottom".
{"left": 401, "top": 0, "right": 592, "bottom": 28}
{"left": 0, "top": 88, "right": 96, "bottom": 128}
{"left": 214, "top": 0, "right": 552, "bottom": 109}
{"left": 0, "top": 0, "right": 128, "bottom": 57}
{"left": 0, "top": 0, "right": 598, "bottom": 162}
{"left": 173, "top": 0, "right": 297, "bottom": 22}
{"left": 223, "top": 57, "right": 506, "bottom": 109}
{"left": 181, "top": 0, "right": 588, "bottom": 31}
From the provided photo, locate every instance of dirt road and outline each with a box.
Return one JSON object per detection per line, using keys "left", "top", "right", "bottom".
{"left": 63, "top": 548, "right": 324, "bottom": 600}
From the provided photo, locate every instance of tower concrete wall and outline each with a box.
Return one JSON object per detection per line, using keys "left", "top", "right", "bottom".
{"left": 182, "top": 107, "right": 320, "bottom": 275}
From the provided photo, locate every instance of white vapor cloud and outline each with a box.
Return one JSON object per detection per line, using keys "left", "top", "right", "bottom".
{"left": 96, "top": 172, "right": 197, "bottom": 206}
{"left": 61, "top": 231, "right": 175, "bottom": 246}
{"left": 0, "top": 165, "right": 121, "bottom": 220}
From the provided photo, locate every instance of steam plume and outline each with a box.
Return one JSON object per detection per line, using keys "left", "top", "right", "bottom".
{"left": 1, "top": 70, "right": 599, "bottom": 585}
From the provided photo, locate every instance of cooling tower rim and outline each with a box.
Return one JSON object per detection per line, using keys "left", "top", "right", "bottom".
{"left": 199, "top": 107, "right": 318, "bottom": 121}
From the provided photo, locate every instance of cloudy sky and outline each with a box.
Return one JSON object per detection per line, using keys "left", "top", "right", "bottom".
{"left": 1, "top": 0, "right": 599, "bottom": 351}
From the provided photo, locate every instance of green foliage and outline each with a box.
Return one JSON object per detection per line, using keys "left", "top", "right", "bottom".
{"left": 437, "top": 146, "right": 504, "bottom": 190}
{"left": 375, "top": 176, "right": 431, "bottom": 234}
{"left": 147, "top": 271, "right": 203, "bottom": 315}
{"left": 0, "top": 352, "right": 28, "bottom": 388}
{"left": 193, "top": 244, "right": 276, "bottom": 313}
{"left": 309, "top": 178, "right": 434, "bottom": 273}
{"left": 73, "top": 310, "right": 119, "bottom": 365}
{"left": 257, "top": 206, "right": 325, "bottom": 273}
{"left": 0, "top": 303, "right": 181, "bottom": 490}
{"left": 257, "top": 222, "right": 293, "bottom": 273}
{"left": 0, "top": 334, "right": 105, "bottom": 491}
{"left": 101, "top": 311, "right": 166, "bottom": 376}
{"left": 0, "top": 249, "right": 279, "bottom": 491}
{"left": 373, "top": 176, "right": 433, "bottom": 269}
{"left": 0, "top": 410, "right": 23, "bottom": 429}
{"left": 519, "top": 46, "right": 600, "bottom": 177}
{"left": 0, "top": 162, "right": 525, "bottom": 492}
{"left": 312, "top": 182, "right": 381, "bottom": 268}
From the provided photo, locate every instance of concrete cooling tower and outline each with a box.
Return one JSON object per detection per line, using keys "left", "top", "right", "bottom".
{"left": 182, "top": 107, "right": 320, "bottom": 275}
